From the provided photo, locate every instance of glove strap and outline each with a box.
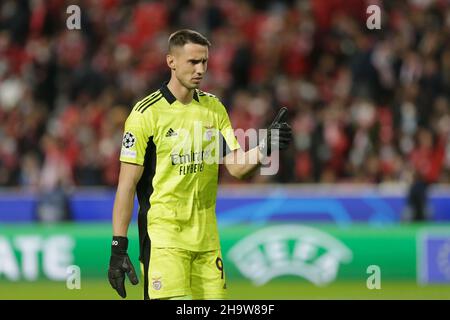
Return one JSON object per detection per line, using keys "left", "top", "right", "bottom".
{"left": 259, "top": 130, "right": 271, "bottom": 157}
{"left": 111, "top": 236, "right": 128, "bottom": 254}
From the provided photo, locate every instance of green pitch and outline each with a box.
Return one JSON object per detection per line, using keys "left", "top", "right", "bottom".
{"left": 0, "top": 280, "right": 449, "bottom": 300}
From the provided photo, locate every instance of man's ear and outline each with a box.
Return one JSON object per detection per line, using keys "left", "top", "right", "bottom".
{"left": 166, "top": 54, "right": 176, "bottom": 70}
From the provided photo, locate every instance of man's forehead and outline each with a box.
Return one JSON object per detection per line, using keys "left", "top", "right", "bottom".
{"left": 173, "top": 43, "right": 208, "bottom": 57}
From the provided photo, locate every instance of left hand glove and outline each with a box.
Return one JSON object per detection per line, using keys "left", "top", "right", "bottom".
{"left": 108, "top": 236, "right": 139, "bottom": 298}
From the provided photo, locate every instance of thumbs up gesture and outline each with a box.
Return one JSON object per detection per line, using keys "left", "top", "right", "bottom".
{"left": 258, "top": 107, "right": 292, "bottom": 156}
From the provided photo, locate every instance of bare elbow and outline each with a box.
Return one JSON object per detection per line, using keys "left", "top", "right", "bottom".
{"left": 226, "top": 165, "right": 245, "bottom": 180}
{"left": 231, "top": 171, "right": 246, "bottom": 180}
{"left": 227, "top": 165, "right": 251, "bottom": 180}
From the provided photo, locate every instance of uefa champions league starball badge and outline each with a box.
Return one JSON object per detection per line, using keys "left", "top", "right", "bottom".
{"left": 122, "top": 132, "right": 136, "bottom": 149}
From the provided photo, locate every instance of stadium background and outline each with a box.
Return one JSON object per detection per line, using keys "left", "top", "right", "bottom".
{"left": 1, "top": 0, "right": 450, "bottom": 299}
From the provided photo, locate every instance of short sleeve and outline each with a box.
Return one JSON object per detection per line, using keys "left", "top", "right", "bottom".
{"left": 119, "top": 110, "right": 153, "bottom": 165}
{"left": 217, "top": 102, "right": 241, "bottom": 154}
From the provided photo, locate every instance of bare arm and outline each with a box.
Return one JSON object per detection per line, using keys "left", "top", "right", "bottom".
{"left": 223, "top": 147, "right": 265, "bottom": 180}
{"left": 112, "top": 162, "right": 144, "bottom": 236}
{"left": 224, "top": 107, "right": 292, "bottom": 180}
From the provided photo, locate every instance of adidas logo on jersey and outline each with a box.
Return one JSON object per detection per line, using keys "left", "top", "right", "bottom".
{"left": 165, "top": 128, "right": 177, "bottom": 137}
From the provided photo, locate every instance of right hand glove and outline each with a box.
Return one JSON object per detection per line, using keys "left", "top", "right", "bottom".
{"left": 258, "top": 107, "right": 292, "bottom": 156}
{"left": 108, "top": 236, "right": 139, "bottom": 298}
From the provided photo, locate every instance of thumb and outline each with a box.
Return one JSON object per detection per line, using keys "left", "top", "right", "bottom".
{"left": 270, "top": 107, "right": 288, "bottom": 126}
{"left": 126, "top": 259, "right": 139, "bottom": 285}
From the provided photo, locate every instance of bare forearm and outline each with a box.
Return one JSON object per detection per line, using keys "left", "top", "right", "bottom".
{"left": 225, "top": 147, "right": 264, "bottom": 179}
{"left": 112, "top": 183, "right": 136, "bottom": 237}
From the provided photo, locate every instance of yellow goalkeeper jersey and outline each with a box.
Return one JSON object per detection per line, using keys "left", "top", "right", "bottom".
{"left": 120, "top": 84, "right": 240, "bottom": 251}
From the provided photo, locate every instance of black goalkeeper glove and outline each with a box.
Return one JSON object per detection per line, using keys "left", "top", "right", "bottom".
{"left": 108, "top": 236, "right": 139, "bottom": 298}
{"left": 259, "top": 107, "right": 292, "bottom": 156}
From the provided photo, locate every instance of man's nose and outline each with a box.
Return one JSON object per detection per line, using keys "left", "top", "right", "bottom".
{"left": 195, "top": 64, "right": 205, "bottom": 75}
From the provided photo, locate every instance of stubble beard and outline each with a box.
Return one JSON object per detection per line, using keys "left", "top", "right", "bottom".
{"left": 178, "top": 76, "right": 199, "bottom": 90}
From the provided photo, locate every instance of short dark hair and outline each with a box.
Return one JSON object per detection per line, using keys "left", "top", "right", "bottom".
{"left": 168, "top": 29, "right": 211, "bottom": 52}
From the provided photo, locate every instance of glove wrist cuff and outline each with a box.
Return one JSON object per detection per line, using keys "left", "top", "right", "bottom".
{"left": 111, "top": 236, "right": 128, "bottom": 254}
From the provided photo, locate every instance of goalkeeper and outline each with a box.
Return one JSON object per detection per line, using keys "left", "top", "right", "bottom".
{"left": 108, "top": 29, "right": 292, "bottom": 300}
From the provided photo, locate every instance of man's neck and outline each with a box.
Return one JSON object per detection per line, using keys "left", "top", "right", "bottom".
{"left": 167, "top": 79, "right": 194, "bottom": 105}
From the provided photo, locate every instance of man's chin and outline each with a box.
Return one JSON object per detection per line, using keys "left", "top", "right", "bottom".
{"left": 180, "top": 80, "right": 199, "bottom": 90}
{"left": 191, "top": 78, "right": 203, "bottom": 87}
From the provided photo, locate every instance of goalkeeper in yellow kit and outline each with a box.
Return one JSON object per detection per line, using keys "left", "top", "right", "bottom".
{"left": 108, "top": 29, "right": 292, "bottom": 300}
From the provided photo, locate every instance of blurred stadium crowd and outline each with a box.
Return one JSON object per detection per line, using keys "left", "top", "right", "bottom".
{"left": 0, "top": 0, "right": 450, "bottom": 189}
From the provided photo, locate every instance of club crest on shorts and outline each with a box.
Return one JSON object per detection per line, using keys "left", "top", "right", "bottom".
{"left": 152, "top": 276, "right": 162, "bottom": 290}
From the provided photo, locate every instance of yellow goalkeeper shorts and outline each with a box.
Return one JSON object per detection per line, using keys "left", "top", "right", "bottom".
{"left": 140, "top": 247, "right": 227, "bottom": 300}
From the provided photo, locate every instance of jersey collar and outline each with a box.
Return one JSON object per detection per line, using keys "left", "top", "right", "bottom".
{"left": 160, "top": 83, "right": 199, "bottom": 105}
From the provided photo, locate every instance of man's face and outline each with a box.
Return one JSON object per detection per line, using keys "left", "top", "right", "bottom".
{"left": 167, "top": 43, "right": 208, "bottom": 89}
